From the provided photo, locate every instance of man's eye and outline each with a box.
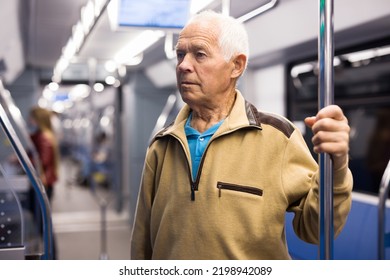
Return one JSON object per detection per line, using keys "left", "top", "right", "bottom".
{"left": 196, "top": 52, "right": 206, "bottom": 58}
{"left": 176, "top": 52, "right": 185, "bottom": 59}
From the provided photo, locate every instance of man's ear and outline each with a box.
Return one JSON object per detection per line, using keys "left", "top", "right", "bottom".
{"left": 231, "top": 54, "right": 247, "bottom": 78}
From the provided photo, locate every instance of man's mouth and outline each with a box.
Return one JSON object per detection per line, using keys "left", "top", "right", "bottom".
{"left": 181, "top": 80, "right": 197, "bottom": 86}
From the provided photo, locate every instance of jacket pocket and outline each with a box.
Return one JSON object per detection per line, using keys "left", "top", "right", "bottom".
{"left": 217, "top": 181, "right": 263, "bottom": 197}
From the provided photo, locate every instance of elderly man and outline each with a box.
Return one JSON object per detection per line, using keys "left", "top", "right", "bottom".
{"left": 130, "top": 10, "right": 353, "bottom": 260}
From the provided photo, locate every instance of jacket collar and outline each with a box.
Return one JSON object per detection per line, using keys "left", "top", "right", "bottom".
{"left": 155, "top": 90, "right": 262, "bottom": 140}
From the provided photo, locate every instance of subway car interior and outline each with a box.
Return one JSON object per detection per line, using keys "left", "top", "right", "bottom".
{"left": 0, "top": 0, "right": 389, "bottom": 260}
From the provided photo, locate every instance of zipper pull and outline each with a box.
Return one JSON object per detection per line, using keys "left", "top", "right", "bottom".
{"left": 191, "top": 184, "right": 195, "bottom": 201}
{"left": 218, "top": 184, "right": 221, "bottom": 197}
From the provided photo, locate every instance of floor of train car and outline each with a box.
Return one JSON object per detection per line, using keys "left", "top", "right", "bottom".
{"left": 51, "top": 158, "right": 131, "bottom": 260}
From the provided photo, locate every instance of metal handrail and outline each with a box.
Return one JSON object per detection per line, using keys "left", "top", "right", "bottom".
{"left": 237, "top": 0, "right": 278, "bottom": 23}
{"left": 0, "top": 83, "right": 53, "bottom": 259}
{"left": 378, "top": 160, "right": 390, "bottom": 259}
{"left": 0, "top": 80, "right": 42, "bottom": 176}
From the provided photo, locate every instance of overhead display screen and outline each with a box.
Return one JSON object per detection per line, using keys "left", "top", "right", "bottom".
{"left": 117, "top": 0, "right": 191, "bottom": 30}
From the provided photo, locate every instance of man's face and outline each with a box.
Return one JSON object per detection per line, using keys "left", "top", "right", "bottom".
{"left": 175, "top": 21, "right": 234, "bottom": 108}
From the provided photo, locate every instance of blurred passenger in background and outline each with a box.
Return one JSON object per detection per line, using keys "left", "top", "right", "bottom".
{"left": 92, "top": 131, "right": 112, "bottom": 188}
{"left": 28, "top": 106, "right": 60, "bottom": 259}
{"left": 131, "top": 11, "right": 353, "bottom": 259}
{"left": 29, "top": 106, "right": 60, "bottom": 202}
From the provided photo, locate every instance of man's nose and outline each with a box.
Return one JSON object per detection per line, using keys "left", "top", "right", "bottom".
{"left": 177, "top": 55, "right": 193, "bottom": 72}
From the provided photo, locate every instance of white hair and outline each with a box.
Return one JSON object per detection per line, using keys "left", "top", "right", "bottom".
{"left": 186, "top": 10, "right": 249, "bottom": 68}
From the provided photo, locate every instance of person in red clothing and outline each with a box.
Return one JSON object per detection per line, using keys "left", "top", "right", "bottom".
{"left": 29, "top": 106, "right": 60, "bottom": 202}
{"left": 28, "top": 106, "right": 60, "bottom": 259}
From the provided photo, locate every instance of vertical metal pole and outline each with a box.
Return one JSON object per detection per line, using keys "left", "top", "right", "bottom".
{"left": 221, "top": 0, "right": 231, "bottom": 16}
{"left": 100, "top": 202, "right": 108, "bottom": 260}
{"left": 318, "top": 0, "right": 334, "bottom": 260}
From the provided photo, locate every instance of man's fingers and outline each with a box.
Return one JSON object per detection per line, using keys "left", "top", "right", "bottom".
{"left": 305, "top": 105, "right": 350, "bottom": 170}
{"left": 311, "top": 117, "right": 350, "bottom": 135}
{"left": 304, "top": 116, "right": 316, "bottom": 128}
{"left": 311, "top": 131, "right": 349, "bottom": 154}
{"left": 316, "top": 105, "right": 346, "bottom": 121}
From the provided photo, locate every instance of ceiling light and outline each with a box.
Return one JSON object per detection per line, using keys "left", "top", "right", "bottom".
{"left": 48, "top": 82, "right": 59, "bottom": 91}
{"left": 94, "top": 0, "right": 107, "bottom": 16}
{"left": 54, "top": 57, "right": 69, "bottom": 76}
{"left": 100, "top": 116, "right": 110, "bottom": 127}
{"left": 68, "top": 84, "right": 91, "bottom": 100}
{"left": 105, "top": 76, "right": 116, "bottom": 85}
{"left": 123, "top": 53, "right": 143, "bottom": 66}
{"left": 62, "top": 38, "right": 77, "bottom": 60}
{"left": 114, "top": 30, "right": 164, "bottom": 65}
{"left": 104, "top": 60, "right": 117, "bottom": 72}
{"left": 51, "top": 74, "right": 61, "bottom": 84}
{"left": 113, "top": 79, "right": 121, "bottom": 88}
{"left": 81, "top": 1, "right": 95, "bottom": 34}
{"left": 72, "top": 22, "right": 85, "bottom": 52}
{"left": 107, "top": 0, "right": 119, "bottom": 31}
{"left": 93, "top": 82, "right": 105, "bottom": 92}
{"left": 118, "top": 65, "right": 127, "bottom": 77}
{"left": 43, "top": 88, "right": 54, "bottom": 100}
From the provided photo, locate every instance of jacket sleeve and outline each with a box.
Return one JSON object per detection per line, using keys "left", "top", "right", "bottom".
{"left": 38, "top": 137, "right": 54, "bottom": 168}
{"left": 283, "top": 129, "right": 353, "bottom": 244}
{"left": 32, "top": 133, "right": 57, "bottom": 185}
{"left": 130, "top": 150, "right": 155, "bottom": 259}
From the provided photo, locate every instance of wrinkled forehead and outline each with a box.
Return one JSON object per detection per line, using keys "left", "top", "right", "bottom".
{"left": 177, "top": 20, "right": 220, "bottom": 47}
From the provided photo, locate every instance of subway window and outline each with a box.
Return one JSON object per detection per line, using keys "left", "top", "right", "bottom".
{"left": 287, "top": 40, "right": 390, "bottom": 196}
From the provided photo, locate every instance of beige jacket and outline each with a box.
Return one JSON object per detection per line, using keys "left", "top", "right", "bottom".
{"left": 131, "top": 91, "right": 353, "bottom": 259}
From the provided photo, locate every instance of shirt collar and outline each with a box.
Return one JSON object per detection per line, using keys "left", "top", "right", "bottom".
{"left": 184, "top": 112, "right": 224, "bottom": 137}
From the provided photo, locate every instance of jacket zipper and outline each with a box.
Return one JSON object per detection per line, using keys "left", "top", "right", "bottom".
{"left": 168, "top": 126, "right": 262, "bottom": 201}
{"left": 190, "top": 143, "right": 212, "bottom": 201}
{"left": 173, "top": 136, "right": 213, "bottom": 201}
{"left": 217, "top": 181, "right": 263, "bottom": 197}
{"left": 172, "top": 136, "right": 199, "bottom": 201}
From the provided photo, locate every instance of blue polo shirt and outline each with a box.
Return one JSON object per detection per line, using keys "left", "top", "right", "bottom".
{"left": 185, "top": 114, "right": 224, "bottom": 180}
